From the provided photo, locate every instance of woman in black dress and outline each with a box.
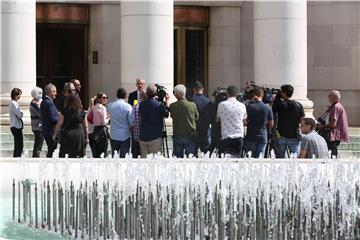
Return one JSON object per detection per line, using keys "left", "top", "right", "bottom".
{"left": 55, "top": 95, "right": 88, "bottom": 158}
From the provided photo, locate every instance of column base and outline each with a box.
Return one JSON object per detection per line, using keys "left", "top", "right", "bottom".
{"left": 296, "top": 98, "right": 314, "bottom": 118}
{"left": 0, "top": 95, "right": 32, "bottom": 126}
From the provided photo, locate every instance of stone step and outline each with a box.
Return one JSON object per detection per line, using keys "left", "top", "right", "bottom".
{"left": 338, "top": 150, "right": 360, "bottom": 158}
{"left": 338, "top": 143, "right": 360, "bottom": 150}
{"left": 0, "top": 141, "right": 36, "bottom": 150}
{"left": 0, "top": 133, "right": 35, "bottom": 141}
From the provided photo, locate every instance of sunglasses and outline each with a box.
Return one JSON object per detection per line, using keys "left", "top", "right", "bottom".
{"left": 101, "top": 96, "right": 108, "bottom": 99}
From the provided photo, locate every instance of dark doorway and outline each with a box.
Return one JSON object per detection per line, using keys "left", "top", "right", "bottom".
{"left": 36, "top": 24, "right": 86, "bottom": 105}
{"left": 174, "top": 27, "right": 207, "bottom": 91}
{"left": 174, "top": 6, "right": 209, "bottom": 93}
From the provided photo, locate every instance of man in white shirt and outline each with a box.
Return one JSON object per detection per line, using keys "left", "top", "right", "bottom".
{"left": 217, "top": 85, "right": 247, "bottom": 156}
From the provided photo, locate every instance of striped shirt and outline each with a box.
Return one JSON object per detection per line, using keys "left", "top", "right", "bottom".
{"left": 133, "top": 104, "right": 141, "bottom": 142}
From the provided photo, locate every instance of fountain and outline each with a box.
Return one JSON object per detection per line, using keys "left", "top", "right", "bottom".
{"left": 1, "top": 151, "right": 360, "bottom": 239}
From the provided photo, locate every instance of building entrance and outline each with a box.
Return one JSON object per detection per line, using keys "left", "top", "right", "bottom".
{"left": 36, "top": 4, "right": 89, "bottom": 106}
{"left": 36, "top": 24, "right": 86, "bottom": 102}
{"left": 174, "top": 6, "right": 209, "bottom": 93}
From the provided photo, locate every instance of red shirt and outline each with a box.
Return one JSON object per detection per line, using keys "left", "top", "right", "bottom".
{"left": 329, "top": 102, "right": 349, "bottom": 142}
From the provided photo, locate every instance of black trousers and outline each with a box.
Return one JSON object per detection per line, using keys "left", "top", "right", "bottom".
{"left": 10, "top": 127, "right": 23, "bottom": 157}
{"left": 218, "top": 137, "right": 244, "bottom": 157}
{"left": 90, "top": 126, "right": 108, "bottom": 158}
{"left": 45, "top": 136, "right": 57, "bottom": 158}
{"left": 328, "top": 140, "right": 341, "bottom": 158}
{"left": 32, "top": 130, "right": 44, "bottom": 158}
{"left": 131, "top": 137, "right": 141, "bottom": 158}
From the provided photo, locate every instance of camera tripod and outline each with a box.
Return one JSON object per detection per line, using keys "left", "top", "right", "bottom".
{"left": 264, "top": 137, "right": 290, "bottom": 158}
{"left": 161, "top": 118, "right": 169, "bottom": 157}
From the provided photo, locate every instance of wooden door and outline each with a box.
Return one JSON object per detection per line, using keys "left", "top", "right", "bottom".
{"left": 36, "top": 24, "right": 86, "bottom": 104}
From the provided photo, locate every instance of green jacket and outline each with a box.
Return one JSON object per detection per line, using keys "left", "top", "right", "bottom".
{"left": 170, "top": 99, "right": 199, "bottom": 136}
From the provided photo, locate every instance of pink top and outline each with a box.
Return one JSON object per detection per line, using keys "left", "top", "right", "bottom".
{"left": 92, "top": 103, "right": 107, "bottom": 126}
{"left": 329, "top": 102, "right": 349, "bottom": 142}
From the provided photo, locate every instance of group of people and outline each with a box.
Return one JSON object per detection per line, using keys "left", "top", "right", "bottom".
{"left": 8, "top": 78, "right": 349, "bottom": 159}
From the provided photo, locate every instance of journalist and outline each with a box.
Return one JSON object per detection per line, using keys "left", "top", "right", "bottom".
{"left": 317, "top": 90, "right": 349, "bottom": 157}
{"left": 191, "top": 81, "right": 210, "bottom": 154}
{"left": 138, "top": 85, "right": 170, "bottom": 157}
{"left": 217, "top": 85, "right": 247, "bottom": 157}
{"left": 107, "top": 88, "right": 135, "bottom": 158}
{"left": 170, "top": 84, "right": 199, "bottom": 158}
{"left": 272, "top": 84, "right": 304, "bottom": 158}
{"left": 244, "top": 87, "right": 274, "bottom": 158}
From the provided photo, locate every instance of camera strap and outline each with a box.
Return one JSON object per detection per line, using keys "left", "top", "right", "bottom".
{"left": 319, "top": 103, "right": 337, "bottom": 124}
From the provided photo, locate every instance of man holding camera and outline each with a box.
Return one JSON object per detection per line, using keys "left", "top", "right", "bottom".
{"left": 170, "top": 84, "right": 199, "bottom": 158}
{"left": 272, "top": 84, "right": 304, "bottom": 158}
{"left": 139, "top": 85, "right": 170, "bottom": 157}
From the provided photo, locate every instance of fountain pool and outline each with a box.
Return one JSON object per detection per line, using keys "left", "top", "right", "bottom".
{"left": 1, "top": 155, "right": 360, "bottom": 239}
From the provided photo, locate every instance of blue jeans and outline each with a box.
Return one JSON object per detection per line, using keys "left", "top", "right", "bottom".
{"left": 276, "top": 137, "right": 300, "bottom": 158}
{"left": 110, "top": 137, "right": 130, "bottom": 158}
{"left": 244, "top": 140, "right": 267, "bottom": 158}
{"left": 173, "top": 135, "right": 197, "bottom": 158}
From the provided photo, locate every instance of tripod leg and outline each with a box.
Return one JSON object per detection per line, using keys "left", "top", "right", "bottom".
{"left": 164, "top": 135, "right": 169, "bottom": 158}
{"left": 161, "top": 118, "right": 169, "bottom": 158}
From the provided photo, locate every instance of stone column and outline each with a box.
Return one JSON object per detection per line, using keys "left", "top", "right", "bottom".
{"left": 0, "top": 0, "right": 36, "bottom": 124}
{"left": 254, "top": 1, "right": 313, "bottom": 115}
{"left": 120, "top": 1, "right": 173, "bottom": 93}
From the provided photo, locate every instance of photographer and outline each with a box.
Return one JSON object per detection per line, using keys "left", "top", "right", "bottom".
{"left": 207, "top": 88, "right": 227, "bottom": 156}
{"left": 317, "top": 90, "right": 349, "bottom": 157}
{"left": 139, "top": 84, "right": 170, "bottom": 157}
{"left": 272, "top": 84, "right": 304, "bottom": 158}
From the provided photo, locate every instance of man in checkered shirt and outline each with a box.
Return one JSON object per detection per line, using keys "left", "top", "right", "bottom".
{"left": 299, "top": 118, "right": 329, "bottom": 159}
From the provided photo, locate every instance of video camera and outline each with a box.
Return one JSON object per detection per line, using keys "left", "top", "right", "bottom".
{"left": 212, "top": 87, "right": 228, "bottom": 104}
{"left": 249, "top": 83, "right": 281, "bottom": 104}
{"left": 155, "top": 84, "right": 167, "bottom": 103}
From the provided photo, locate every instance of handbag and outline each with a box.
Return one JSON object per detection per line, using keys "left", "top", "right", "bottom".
{"left": 87, "top": 109, "right": 94, "bottom": 124}
{"left": 318, "top": 128, "right": 331, "bottom": 143}
{"left": 91, "top": 126, "right": 108, "bottom": 146}
{"left": 316, "top": 104, "right": 335, "bottom": 143}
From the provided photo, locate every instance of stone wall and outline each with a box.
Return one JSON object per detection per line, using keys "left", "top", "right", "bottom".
{"left": 240, "top": 2, "right": 254, "bottom": 89}
{"left": 208, "top": 6, "right": 242, "bottom": 95}
{"left": 307, "top": 2, "right": 360, "bottom": 125}
{"left": 88, "top": 4, "right": 121, "bottom": 102}
{"left": 86, "top": 2, "right": 360, "bottom": 125}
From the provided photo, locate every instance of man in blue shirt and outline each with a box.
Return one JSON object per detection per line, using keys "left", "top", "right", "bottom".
{"left": 107, "top": 88, "right": 135, "bottom": 157}
{"left": 244, "top": 87, "right": 274, "bottom": 158}
{"left": 191, "top": 81, "right": 210, "bottom": 154}
{"left": 41, "top": 83, "right": 59, "bottom": 157}
{"left": 139, "top": 85, "right": 169, "bottom": 157}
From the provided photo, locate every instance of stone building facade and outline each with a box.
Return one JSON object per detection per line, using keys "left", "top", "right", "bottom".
{"left": 1, "top": 1, "right": 359, "bottom": 125}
